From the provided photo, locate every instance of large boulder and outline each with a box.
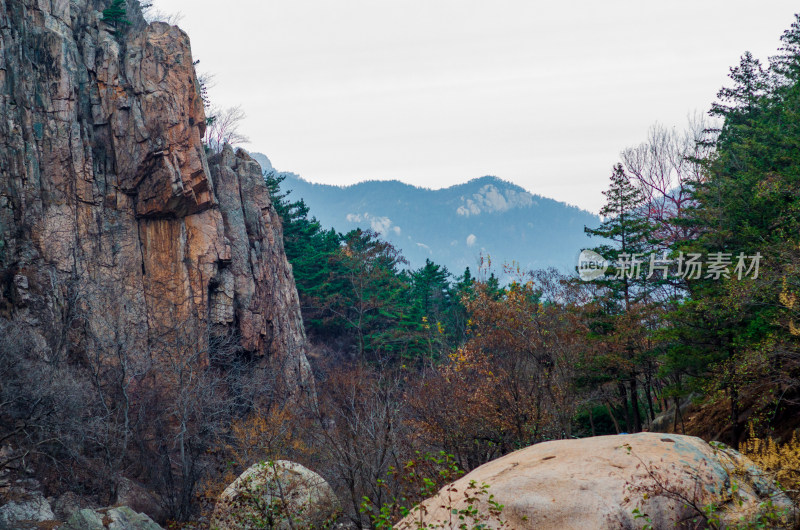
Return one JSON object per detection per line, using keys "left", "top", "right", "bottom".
{"left": 211, "top": 460, "right": 340, "bottom": 529}
{"left": 397, "top": 433, "right": 797, "bottom": 529}
{"left": 61, "top": 506, "right": 164, "bottom": 530}
{"left": 114, "top": 477, "right": 166, "bottom": 524}
{"left": 0, "top": 490, "right": 55, "bottom": 529}
{"left": 51, "top": 491, "right": 96, "bottom": 522}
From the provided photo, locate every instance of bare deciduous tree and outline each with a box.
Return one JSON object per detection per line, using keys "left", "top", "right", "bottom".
{"left": 0, "top": 319, "right": 89, "bottom": 481}
{"left": 140, "top": 1, "right": 184, "bottom": 25}
{"left": 308, "top": 364, "right": 407, "bottom": 529}
{"left": 203, "top": 105, "right": 251, "bottom": 154}
{"left": 620, "top": 113, "right": 718, "bottom": 245}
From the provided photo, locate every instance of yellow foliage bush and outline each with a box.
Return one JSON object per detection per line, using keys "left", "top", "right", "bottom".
{"left": 196, "top": 404, "right": 311, "bottom": 515}
{"left": 742, "top": 427, "right": 800, "bottom": 502}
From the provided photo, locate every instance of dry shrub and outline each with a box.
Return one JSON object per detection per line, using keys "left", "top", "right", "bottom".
{"left": 197, "top": 404, "right": 310, "bottom": 517}
{"left": 742, "top": 427, "right": 800, "bottom": 504}
{"left": 406, "top": 278, "right": 584, "bottom": 471}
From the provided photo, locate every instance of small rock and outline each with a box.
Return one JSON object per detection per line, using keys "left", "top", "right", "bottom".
{"left": 62, "top": 506, "right": 164, "bottom": 530}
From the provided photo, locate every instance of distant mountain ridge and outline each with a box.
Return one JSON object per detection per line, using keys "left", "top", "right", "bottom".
{"left": 252, "top": 153, "right": 599, "bottom": 275}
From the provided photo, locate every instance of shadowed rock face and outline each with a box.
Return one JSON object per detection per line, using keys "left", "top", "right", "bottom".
{"left": 0, "top": 0, "right": 312, "bottom": 394}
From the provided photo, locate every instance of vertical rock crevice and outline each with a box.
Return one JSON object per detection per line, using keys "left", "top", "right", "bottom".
{"left": 0, "top": 0, "right": 312, "bottom": 396}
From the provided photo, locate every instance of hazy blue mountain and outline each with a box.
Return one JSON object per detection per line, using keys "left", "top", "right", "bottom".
{"left": 252, "top": 153, "right": 599, "bottom": 276}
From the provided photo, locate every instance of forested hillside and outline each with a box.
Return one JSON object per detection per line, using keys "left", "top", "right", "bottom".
{"left": 250, "top": 153, "right": 598, "bottom": 274}
{"left": 250, "top": 13, "right": 800, "bottom": 526}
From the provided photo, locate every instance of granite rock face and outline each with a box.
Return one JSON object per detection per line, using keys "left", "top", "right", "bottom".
{"left": 0, "top": 0, "right": 311, "bottom": 393}
{"left": 211, "top": 460, "right": 340, "bottom": 530}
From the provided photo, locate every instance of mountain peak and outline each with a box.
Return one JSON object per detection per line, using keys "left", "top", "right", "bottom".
{"left": 465, "top": 175, "right": 524, "bottom": 189}
{"left": 255, "top": 156, "right": 599, "bottom": 273}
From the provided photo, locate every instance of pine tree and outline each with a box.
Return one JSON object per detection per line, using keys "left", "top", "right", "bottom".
{"left": 102, "top": 0, "right": 131, "bottom": 33}
{"left": 770, "top": 13, "right": 800, "bottom": 84}
{"left": 263, "top": 169, "right": 340, "bottom": 334}
{"left": 584, "top": 164, "right": 656, "bottom": 433}
{"left": 322, "top": 229, "right": 409, "bottom": 361}
{"left": 442, "top": 267, "right": 476, "bottom": 348}
{"left": 456, "top": 267, "right": 474, "bottom": 292}
{"left": 585, "top": 163, "right": 654, "bottom": 307}
{"left": 407, "top": 260, "right": 454, "bottom": 360}
{"left": 409, "top": 259, "right": 451, "bottom": 319}
{"left": 712, "top": 52, "right": 767, "bottom": 118}
{"left": 663, "top": 25, "right": 800, "bottom": 445}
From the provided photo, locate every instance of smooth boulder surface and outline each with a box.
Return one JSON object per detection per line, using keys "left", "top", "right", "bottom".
{"left": 396, "top": 433, "right": 797, "bottom": 529}
{"left": 212, "top": 460, "right": 340, "bottom": 529}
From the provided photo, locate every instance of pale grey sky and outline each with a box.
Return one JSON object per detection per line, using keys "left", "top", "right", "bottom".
{"left": 152, "top": 1, "right": 798, "bottom": 213}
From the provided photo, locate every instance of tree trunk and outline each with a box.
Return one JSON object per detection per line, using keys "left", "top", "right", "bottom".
{"left": 644, "top": 372, "right": 656, "bottom": 427}
{"left": 605, "top": 401, "right": 621, "bottom": 434}
{"left": 675, "top": 397, "right": 686, "bottom": 434}
{"left": 730, "top": 384, "right": 742, "bottom": 450}
{"left": 672, "top": 397, "right": 678, "bottom": 432}
{"left": 630, "top": 376, "right": 642, "bottom": 433}
{"left": 618, "top": 381, "right": 631, "bottom": 432}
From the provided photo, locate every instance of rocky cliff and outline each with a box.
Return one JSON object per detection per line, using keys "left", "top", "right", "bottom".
{"left": 0, "top": 0, "right": 312, "bottom": 393}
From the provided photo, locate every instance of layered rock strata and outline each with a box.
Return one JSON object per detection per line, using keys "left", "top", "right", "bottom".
{"left": 0, "top": 0, "right": 312, "bottom": 393}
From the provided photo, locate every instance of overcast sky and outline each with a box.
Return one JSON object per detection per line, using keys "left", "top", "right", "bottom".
{"left": 152, "top": 1, "right": 798, "bottom": 213}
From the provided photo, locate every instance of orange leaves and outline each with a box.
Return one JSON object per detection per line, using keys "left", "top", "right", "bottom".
{"left": 227, "top": 404, "right": 308, "bottom": 468}
{"left": 407, "top": 272, "right": 585, "bottom": 468}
